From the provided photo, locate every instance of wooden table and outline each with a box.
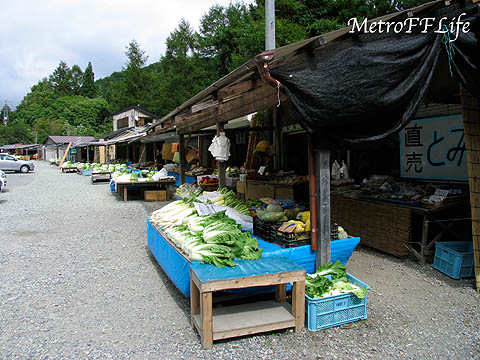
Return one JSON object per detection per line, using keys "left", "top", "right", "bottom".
{"left": 61, "top": 167, "right": 78, "bottom": 173}
{"left": 115, "top": 179, "right": 175, "bottom": 201}
{"left": 91, "top": 171, "right": 112, "bottom": 184}
{"left": 190, "top": 256, "right": 305, "bottom": 348}
{"left": 331, "top": 192, "right": 469, "bottom": 262}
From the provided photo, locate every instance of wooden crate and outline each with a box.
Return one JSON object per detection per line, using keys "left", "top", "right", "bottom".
{"left": 144, "top": 190, "right": 167, "bottom": 201}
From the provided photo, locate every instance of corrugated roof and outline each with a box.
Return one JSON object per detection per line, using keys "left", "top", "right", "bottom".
{"left": 46, "top": 136, "right": 95, "bottom": 144}
{"left": 0, "top": 143, "right": 39, "bottom": 150}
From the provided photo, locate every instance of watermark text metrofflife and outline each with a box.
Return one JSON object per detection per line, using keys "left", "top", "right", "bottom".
{"left": 348, "top": 13, "right": 470, "bottom": 42}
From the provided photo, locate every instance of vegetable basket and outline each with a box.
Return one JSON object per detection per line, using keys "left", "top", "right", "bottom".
{"left": 306, "top": 273, "right": 369, "bottom": 331}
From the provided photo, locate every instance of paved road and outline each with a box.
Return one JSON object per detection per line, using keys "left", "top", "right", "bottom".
{"left": 0, "top": 161, "right": 479, "bottom": 359}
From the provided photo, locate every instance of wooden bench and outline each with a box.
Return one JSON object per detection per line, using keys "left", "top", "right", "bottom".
{"left": 190, "top": 256, "right": 305, "bottom": 348}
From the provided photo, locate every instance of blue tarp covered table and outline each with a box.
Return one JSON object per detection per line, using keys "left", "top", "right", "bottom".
{"left": 147, "top": 218, "right": 360, "bottom": 297}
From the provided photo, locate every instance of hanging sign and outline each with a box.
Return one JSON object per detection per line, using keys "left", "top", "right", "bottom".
{"left": 399, "top": 115, "right": 468, "bottom": 181}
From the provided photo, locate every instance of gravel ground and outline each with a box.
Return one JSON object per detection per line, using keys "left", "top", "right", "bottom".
{"left": 0, "top": 161, "right": 479, "bottom": 359}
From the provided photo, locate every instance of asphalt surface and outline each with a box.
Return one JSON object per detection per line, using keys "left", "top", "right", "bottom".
{"left": 0, "top": 161, "right": 479, "bottom": 359}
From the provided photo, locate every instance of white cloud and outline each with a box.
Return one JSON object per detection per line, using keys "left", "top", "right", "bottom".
{"left": 0, "top": 0, "right": 254, "bottom": 109}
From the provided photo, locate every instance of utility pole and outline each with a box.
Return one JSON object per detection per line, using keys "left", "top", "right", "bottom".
{"left": 3, "top": 101, "right": 8, "bottom": 125}
{"left": 265, "top": 0, "right": 275, "bottom": 51}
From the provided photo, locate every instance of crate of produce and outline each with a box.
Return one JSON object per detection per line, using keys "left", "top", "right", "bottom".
{"left": 306, "top": 273, "right": 369, "bottom": 331}
{"left": 432, "top": 241, "right": 474, "bottom": 279}
{"left": 253, "top": 217, "right": 279, "bottom": 242}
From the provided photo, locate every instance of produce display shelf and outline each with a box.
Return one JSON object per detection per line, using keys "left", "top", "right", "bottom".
{"left": 146, "top": 218, "right": 360, "bottom": 297}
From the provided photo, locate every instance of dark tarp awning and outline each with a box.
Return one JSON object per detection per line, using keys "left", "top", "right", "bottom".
{"left": 271, "top": 2, "right": 479, "bottom": 146}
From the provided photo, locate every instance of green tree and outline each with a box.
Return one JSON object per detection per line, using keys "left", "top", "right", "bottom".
{"left": 0, "top": 121, "right": 33, "bottom": 145}
{"left": 110, "top": 40, "right": 153, "bottom": 111}
{"left": 49, "top": 61, "right": 73, "bottom": 96}
{"left": 32, "top": 118, "right": 66, "bottom": 143}
{"left": 80, "top": 61, "right": 96, "bottom": 98}
{"left": 70, "top": 64, "right": 84, "bottom": 95}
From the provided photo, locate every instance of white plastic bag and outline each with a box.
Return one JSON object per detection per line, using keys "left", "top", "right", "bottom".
{"left": 153, "top": 167, "right": 169, "bottom": 181}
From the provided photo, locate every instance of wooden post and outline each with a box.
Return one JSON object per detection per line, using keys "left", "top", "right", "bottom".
{"left": 132, "top": 144, "right": 136, "bottom": 163}
{"left": 217, "top": 122, "right": 227, "bottom": 188}
{"left": 460, "top": 86, "right": 480, "bottom": 292}
{"left": 106, "top": 145, "right": 110, "bottom": 165}
{"left": 153, "top": 142, "right": 158, "bottom": 165}
{"left": 86, "top": 146, "right": 90, "bottom": 163}
{"left": 179, "top": 134, "right": 186, "bottom": 185}
{"left": 315, "top": 149, "right": 331, "bottom": 267}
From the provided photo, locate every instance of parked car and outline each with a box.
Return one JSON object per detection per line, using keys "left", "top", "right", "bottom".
{"left": 0, "top": 170, "right": 6, "bottom": 191}
{"left": 0, "top": 153, "right": 35, "bottom": 173}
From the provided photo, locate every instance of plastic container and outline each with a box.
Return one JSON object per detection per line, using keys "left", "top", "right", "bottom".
{"left": 253, "top": 217, "right": 279, "bottom": 242}
{"left": 306, "top": 273, "right": 369, "bottom": 331}
{"left": 432, "top": 241, "right": 474, "bottom": 279}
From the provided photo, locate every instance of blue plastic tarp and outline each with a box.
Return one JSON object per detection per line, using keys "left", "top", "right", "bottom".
{"left": 147, "top": 218, "right": 360, "bottom": 297}
{"left": 168, "top": 172, "right": 195, "bottom": 187}
{"left": 192, "top": 256, "right": 304, "bottom": 283}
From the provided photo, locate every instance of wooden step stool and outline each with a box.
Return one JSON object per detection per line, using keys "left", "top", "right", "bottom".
{"left": 190, "top": 256, "right": 305, "bottom": 348}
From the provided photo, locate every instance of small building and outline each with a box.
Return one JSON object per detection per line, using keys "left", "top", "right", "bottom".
{"left": 112, "top": 105, "right": 160, "bottom": 131}
{"left": 42, "top": 136, "right": 95, "bottom": 162}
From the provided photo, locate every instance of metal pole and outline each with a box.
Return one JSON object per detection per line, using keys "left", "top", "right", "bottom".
{"left": 265, "top": 0, "right": 275, "bottom": 51}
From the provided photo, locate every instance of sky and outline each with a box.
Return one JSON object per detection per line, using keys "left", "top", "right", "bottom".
{"left": 1, "top": 0, "right": 253, "bottom": 110}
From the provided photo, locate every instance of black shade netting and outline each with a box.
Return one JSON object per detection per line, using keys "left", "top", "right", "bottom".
{"left": 270, "top": 2, "right": 479, "bottom": 146}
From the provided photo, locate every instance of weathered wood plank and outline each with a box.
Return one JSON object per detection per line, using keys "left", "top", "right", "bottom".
{"left": 177, "top": 85, "right": 286, "bottom": 134}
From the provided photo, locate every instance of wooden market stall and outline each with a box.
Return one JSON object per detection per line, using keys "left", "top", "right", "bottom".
{"left": 146, "top": 0, "right": 480, "bottom": 291}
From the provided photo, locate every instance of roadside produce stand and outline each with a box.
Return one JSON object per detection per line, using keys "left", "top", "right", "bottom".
{"left": 147, "top": 218, "right": 359, "bottom": 297}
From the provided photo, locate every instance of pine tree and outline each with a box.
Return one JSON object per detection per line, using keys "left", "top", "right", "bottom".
{"left": 80, "top": 61, "right": 96, "bottom": 98}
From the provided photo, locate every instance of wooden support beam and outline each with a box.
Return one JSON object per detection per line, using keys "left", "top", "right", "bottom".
{"left": 218, "top": 80, "right": 261, "bottom": 101}
{"left": 58, "top": 142, "right": 72, "bottom": 168}
{"left": 217, "top": 122, "right": 227, "bottom": 188}
{"left": 315, "top": 149, "right": 331, "bottom": 267}
{"left": 179, "top": 134, "right": 186, "bottom": 185}
{"left": 461, "top": 86, "right": 480, "bottom": 292}
{"left": 177, "top": 84, "right": 286, "bottom": 135}
{"left": 86, "top": 146, "right": 90, "bottom": 163}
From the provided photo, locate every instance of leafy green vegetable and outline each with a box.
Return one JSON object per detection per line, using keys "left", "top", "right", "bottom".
{"left": 305, "top": 260, "right": 367, "bottom": 299}
{"left": 312, "top": 260, "right": 347, "bottom": 281}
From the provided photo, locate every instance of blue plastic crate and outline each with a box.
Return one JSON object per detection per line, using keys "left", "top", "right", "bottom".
{"left": 306, "top": 273, "right": 369, "bottom": 331}
{"left": 432, "top": 242, "right": 474, "bottom": 279}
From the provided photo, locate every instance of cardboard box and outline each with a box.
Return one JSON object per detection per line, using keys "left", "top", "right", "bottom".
{"left": 144, "top": 190, "right": 167, "bottom": 201}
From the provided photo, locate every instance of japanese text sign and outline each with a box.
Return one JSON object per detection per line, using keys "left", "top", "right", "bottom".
{"left": 400, "top": 115, "right": 467, "bottom": 181}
